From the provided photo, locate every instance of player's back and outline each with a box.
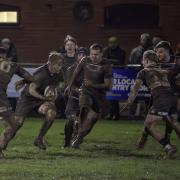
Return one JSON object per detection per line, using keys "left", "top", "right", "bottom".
{"left": 143, "top": 66, "right": 171, "bottom": 94}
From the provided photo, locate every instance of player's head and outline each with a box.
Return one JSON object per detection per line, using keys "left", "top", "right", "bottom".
{"left": 155, "top": 41, "right": 172, "bottom": 63}
{"left": 108, "top": 36, "right": 118, "bottom": 48}
{"left": 1, "top": 38, "right": 11, "bottom": 50}
{"left": 0, "top": 46, "right": 7, "bottom": 58}
{"left": 48, "top": 52, "right": 64, "bottom": 74}
{"left": 64, "top": 35, "right": 77, "bottom": 54}
{"left": 142, "top": 50, "right": 158, "bottom": 67}
{"left": 140, "top": 33, "right": 151, "bottom": 48}
{"left": 76, "top": 47, "right": 88, "bottom": 62}
{"left": 89, "top": 43, "right": 103, "bottom": 64}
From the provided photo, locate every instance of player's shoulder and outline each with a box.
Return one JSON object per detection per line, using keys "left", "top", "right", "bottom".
{"left": 33, "top": 64, "right": 48, "bottom": 79}
{"left": 34, "top": 64, "right": 47, "bottom": 74}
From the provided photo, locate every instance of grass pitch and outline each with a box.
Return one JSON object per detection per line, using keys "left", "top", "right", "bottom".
{"left": 0, "top": 118, "right": 180, "bottom": 180}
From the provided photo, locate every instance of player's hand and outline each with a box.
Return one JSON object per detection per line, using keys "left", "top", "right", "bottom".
{"left": 14, "top": 80, "right": 25, "bottom": 91}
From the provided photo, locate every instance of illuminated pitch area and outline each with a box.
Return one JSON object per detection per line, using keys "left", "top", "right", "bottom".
{"left": 0, "top": 118, "right": 179, "bottom": 179}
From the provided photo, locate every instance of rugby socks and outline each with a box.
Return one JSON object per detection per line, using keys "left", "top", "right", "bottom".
{"left": 37, "top": 120, "right": 53, "bottom": 139}
{"left": 64, "top": 119, "right": 74, "bottom": 147}
{"left": 159, "top": 137, "right": 169, "bottom": 147}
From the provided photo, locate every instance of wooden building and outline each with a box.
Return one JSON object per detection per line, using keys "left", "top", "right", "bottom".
{"left": 0, "top": 0, "right": 179, "bottom": 63}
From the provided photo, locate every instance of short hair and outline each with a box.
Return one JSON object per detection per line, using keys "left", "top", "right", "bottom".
{"left": 1, "top": 38, "right": 11, "bottom": 44}
{"left": 108, "top": 36, "right": 118, "bottom": 44}
{"left": 140, "top": 33, "right": 150, "bottom": 39}
{"left": 155, "top": 41, "right": 171, "bottom": 51}
{"left": 90, "top": 43, "right": 103, "bottom": 52}
{"left": 64, "top": 35, "right": 77, "bottom": 45}
{"left": 143, "top": 50, "right": 158, "bottom": 63}
{"left": 48, "top": 52, "right": 64, "bottom": 64}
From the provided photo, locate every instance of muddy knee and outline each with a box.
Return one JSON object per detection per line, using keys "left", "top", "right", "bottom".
{"left": 46, "top": 109, "right": 56, "bottom": 121}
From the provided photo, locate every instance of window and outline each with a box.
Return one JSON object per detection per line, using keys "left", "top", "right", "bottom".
{"left": 0, "top": 4, "right": 20, "bottom": 25}
{"left": 104, "top": 4, "right": 159, "bottom": 28}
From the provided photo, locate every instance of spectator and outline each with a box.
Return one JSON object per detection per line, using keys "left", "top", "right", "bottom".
{"left": 1, "top": 38, "right": 18, "bottom": 62}
{"left": 103, "top": 36, "right": 126, "bottom": 66}
{"left": 103, "top": 36, "right": 126, "bottom": 120}
{"left": 129, "top": 33, "right": 152, "bottom": 64}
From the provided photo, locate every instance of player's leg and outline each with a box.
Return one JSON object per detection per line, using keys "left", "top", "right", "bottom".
{"left": 136, "top": 125, "right": 150, "bottom": 149}
{"left": 34, "top": 102, "right": 56, "bottom": 150}
{"left": 0, "top": 110, "right": 14, "bottom": 153}
{"left": 0, "top": 96, "right": 36, "bottom": 151}
{"left": 64, "top": 114, "right": 76, "bottom": 147}
{"left": 165, "top": 114, "right": 180, "bottom": 139}
{"left": 71, "top": 108, "right": 98, "bottom": 148}
{"left": 164, "top": 121, "right": 173, "bottom": 144}
{"left": 145, "top": 114, "right": 177, "bottom": 157}
{"left": 64, "top": 97, "right": 79, "bottom": 147}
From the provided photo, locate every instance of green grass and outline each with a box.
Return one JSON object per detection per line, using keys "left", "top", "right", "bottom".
{"left": 0, "top": 118, "right": 180, "bottom": 180}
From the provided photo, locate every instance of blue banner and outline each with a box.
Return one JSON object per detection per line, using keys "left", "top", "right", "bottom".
{"left": 106, "top": 68, "right": 151, "bottom": 100}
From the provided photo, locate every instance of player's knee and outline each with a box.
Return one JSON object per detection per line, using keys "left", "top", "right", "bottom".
{"left": 3, "top": 124, "right": 14, "bottom": 139}
{"left": 46, "top": 109, "right": 56, "bottom": 121}
{"left": 14, "top": 116, "right": 24, "bottom": 129}
{"left": 87, "top": 111, "right": 98, "bottom": 123}
{"left": 144, "top": 120, "right": 153, "bottom": 129}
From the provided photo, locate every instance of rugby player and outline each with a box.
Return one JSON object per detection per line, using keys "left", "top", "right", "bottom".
{"left": 137, "top": 41, "right": 178, "bottom": 149}
{"left": 124, "top": 50, "right": 180, "bottom": 157}
{"left": 66, "top": 43, "right": 112, "bottom": 148}
{"left": 64, "top": 47, "right": 88, "bottom": 147}
{"left": 0, "top": 52, "right": 65, "bottom": 151}
{"left": 0, "top": 47, "right": 34, "bottom": 155}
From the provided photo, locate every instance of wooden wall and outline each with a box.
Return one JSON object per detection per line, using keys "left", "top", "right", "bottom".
{"left": 0, "top": 0, "right": 179, "bottom": 63}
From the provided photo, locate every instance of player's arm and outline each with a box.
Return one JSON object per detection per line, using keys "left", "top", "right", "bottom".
{"left": 28, "top": 82, "right": 46, "bottom": 101}
{"left": 15, "top": 65, "right": 34, "bottom": 83}
{"left": 127, "top": 79, "right": 142, "bottom": 104}
{"left": 120, "top": 69, "right": 145, "bottom": 111}
{"left": 127, "top": 69, "right": 145, "bottom": 104}
{"left": 120, "top": 79, "right": 142, "bottom": 112}
{"left": 64, "top": 59, "right": 84, "bottom": 95}
{"left": 14, "top": 65, "right": 34, "bottom": 91}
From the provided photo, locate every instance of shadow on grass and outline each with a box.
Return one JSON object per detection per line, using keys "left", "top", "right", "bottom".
{"left": 3, "top": 142, "right": 180, "bottom": 161}
{"left": 3, "top": 147, "right": 154, "bottom": 161}
{"left": 84, "top": 146, "right": 154, "bottom": 159}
